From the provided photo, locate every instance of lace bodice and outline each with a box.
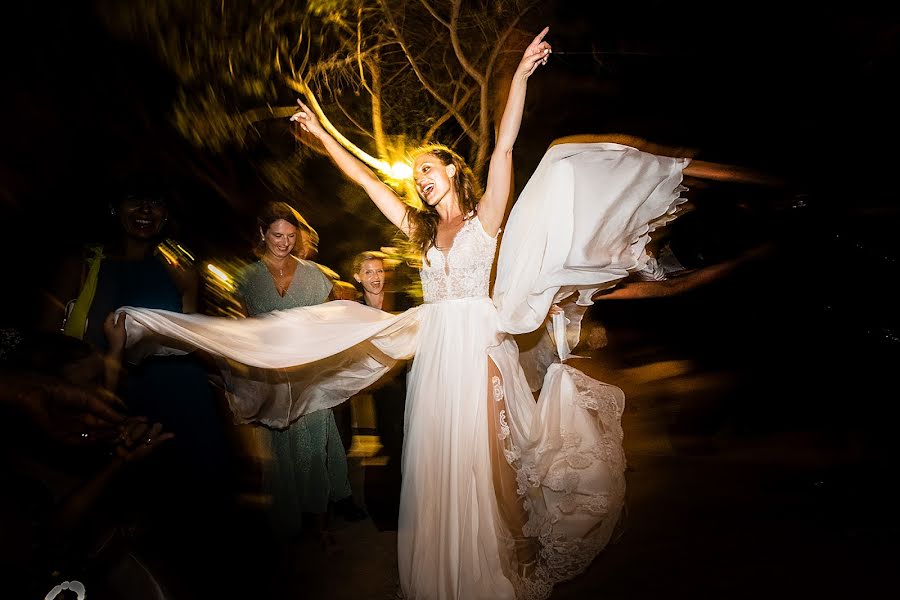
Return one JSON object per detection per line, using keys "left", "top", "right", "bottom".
{"left": 420, "top": 215, "right": 498, "bottom": 303}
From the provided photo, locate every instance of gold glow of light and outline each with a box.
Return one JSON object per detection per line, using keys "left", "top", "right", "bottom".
{"left": 175, "top": 244, "right": 195, "bottom": 261}
{"left": 207, "top": 263, "right": 233, "bottom": 288}
{"left": 386, "top": 161, "right": 413, "bottom": 180}
{"left": 157, "top": 244, "right": 179, "bottom": 267}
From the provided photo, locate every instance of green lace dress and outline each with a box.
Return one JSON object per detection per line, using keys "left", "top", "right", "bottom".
{"left": 236, "top": 258, "right": 352, "bottom": 534}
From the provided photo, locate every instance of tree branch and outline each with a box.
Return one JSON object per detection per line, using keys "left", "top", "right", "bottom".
{"left": 450, "top": 0, "right": 485, "bottom": 86}
{"left": 424, "top": 84, "right": 477, "bottom": 142}
{"left": 282, "top": 75, "right": 391, "bottom": 174}
{"left": 484, "top": 0, "right": 540, "bottom": 79}
{"left": 378, "top": 0, "right": 478, "bottom": 144}
{"left": 418, "top": 0, "right": 450, "bottom": 30}
{"left": 331, "top": 96, "right": 375, "bottom": 142}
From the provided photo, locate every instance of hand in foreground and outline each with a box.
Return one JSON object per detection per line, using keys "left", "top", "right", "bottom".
{"left": 17, "top": 378, "right": 125, "bottom": 445}
{"left": 113, "top": 418, "right": 175, "bottom": 463}
{"left": 516, "top": 26, "right": 552, "bottom": 79}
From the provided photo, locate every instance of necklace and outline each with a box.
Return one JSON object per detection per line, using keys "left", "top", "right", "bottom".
{"left": 264, "top": 256, "right": 294, "bottom": 296}
{"left": 264, "top": 256, "right": 289, "bottom": 277}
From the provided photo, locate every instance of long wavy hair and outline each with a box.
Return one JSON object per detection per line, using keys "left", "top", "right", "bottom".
{"left": 405, "top": 144, "right": 482, "bottom": 259}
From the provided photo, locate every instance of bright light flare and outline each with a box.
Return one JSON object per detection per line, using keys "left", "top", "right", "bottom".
{"left": 157, "top": 244, "right": 179, "bottom": 267}
{"left": 387, "top": 161, "right": 413, "bottom": 180}
{"left": 372, "top": 158, "right": 412, "bottom": 182}
{"left": 207, "top": 263, "right": 233, "bottom": 290}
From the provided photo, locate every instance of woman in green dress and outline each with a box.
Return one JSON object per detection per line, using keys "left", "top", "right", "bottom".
{"left": 236, "top": 201, "right": 354, "bottom": 547}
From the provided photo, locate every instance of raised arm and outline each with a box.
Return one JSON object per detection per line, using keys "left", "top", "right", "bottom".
{"left": 479, "top": 27, "right": 552, "bottom": 235}
{"left": 291, "top": 101, "right": 410, "bottom": 236}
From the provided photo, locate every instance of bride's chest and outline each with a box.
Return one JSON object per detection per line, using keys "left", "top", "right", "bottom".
{"left": 423, "top": 219, "right": 496, "bottom": 275}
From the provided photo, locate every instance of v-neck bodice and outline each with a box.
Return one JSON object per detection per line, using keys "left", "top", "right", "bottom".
{"left": 420, "top": 215, "right": 498, "bottom": 303}
{"left": 236, "top": 258, "right": 333, "bottom": 315}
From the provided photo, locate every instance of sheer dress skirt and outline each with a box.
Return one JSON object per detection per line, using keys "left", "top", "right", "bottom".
{"left": 398, "top": 296, "right": 626, "bottom": 600}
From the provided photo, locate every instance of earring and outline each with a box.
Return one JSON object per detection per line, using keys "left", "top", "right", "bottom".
{"left": 110, "top": 208, "right": 116, "bottom": 216}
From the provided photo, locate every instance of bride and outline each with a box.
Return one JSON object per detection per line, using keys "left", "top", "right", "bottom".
{"left": 120, "top": 27, "right": 691, "bottom": 599}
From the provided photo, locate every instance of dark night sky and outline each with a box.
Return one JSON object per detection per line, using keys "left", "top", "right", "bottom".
{"left": 1, "top": 2, "right": 898, "bottom": 327}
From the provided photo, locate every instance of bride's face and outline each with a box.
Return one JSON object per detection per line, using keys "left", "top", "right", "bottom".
{"left": 414, "top": 154, "right": 457, "bottom": 207}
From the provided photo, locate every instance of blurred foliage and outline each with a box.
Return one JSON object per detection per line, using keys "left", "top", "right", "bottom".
{"left": 98, "top": 0, "right": 540, "bottom": 178}
{"left": 98, "top": 0, "right": 540, "bottom": 299}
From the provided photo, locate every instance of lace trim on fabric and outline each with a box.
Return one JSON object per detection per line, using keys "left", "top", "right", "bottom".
{"left": 493, "top": 375, "right": 505, "bottom": 402}
{"left": 420, "top": 217, "right": 498, "bottom": 303}
{"left": 496, "top": 365, "right": 627, "bottom": 600}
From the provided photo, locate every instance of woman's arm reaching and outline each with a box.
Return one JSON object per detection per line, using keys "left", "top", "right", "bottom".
{"left": 291, "top": 101, "right": 410, "bottom": 236}
{"left": 479, "top": 27, "right": 552, "bottom": 236}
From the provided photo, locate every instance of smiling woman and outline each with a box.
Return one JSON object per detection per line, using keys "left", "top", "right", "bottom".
{"left": 39, "top": 176, "right": 236, "bottom": 597}
{"left": 234, "top": 201, "right": 363, "bottom": 550}
{"left": 52, "top": 185, "right": 190, "bottom": 342}
{"left": 117, "top": 194, "right": 168, "bottom": 236}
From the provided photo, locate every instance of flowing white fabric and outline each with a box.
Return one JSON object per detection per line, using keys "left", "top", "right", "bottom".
{"left": 122, "top": 301, "right": 419, "bottom": 427}
{"left": 494, "top": 142, "right": 688, "bottom": 334}
{"left": 119, "top": 142, "right": 688, "bottom": 600}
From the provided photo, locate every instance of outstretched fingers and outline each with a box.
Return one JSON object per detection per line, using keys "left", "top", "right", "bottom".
{"left": 291, "top": 98, "right": 321, "bottom": 133}
{"left": 522, "top": 27, "right": 551, "bottom": 76}
{"left": 290, "top": 98, "right": 310, "bottom": 120}
{"left": 59, "top": 384, "right": 125, "bottom": 425}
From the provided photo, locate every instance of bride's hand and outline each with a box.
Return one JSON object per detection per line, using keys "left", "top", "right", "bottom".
{"left": 290, "top": 99, "right": 325, "bottom": 137}
{"left": 516, "top": 26, "right": 552, "bottom": 80}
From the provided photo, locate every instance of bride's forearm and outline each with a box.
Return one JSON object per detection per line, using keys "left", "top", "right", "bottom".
{"left": 495, "top": 74, "right": 529, "bottom": 156}
{"left": 314, "top": 129, "right": 379, "bottom": 188}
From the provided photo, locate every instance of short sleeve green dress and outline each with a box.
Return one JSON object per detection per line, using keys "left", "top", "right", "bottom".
{"left": 236, "top": 257, "right": 352, "bottom": 533}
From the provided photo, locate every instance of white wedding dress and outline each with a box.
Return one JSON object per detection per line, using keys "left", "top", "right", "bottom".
{"left": 120, "top": 143, "right": 689, "bottom": 600}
